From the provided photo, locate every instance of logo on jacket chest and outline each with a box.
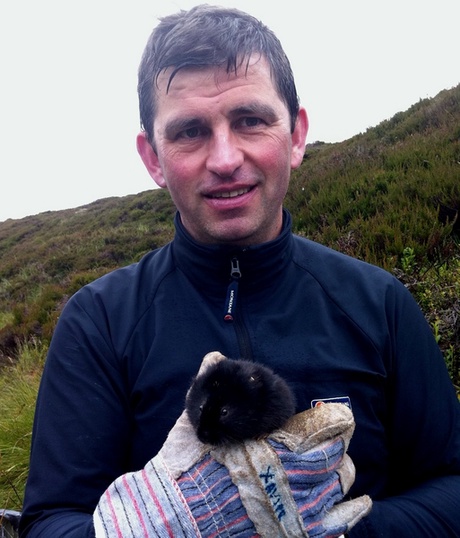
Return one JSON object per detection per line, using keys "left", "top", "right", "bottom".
{"left": 311, "top": 396, "right": 352, "bottom": 409}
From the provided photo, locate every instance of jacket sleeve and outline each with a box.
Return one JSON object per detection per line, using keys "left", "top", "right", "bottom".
{"left": 20, "top": 514, "right": 95, "bottom": 538}
{"left": 350, "top": 278, "right": 460, "bottom": 537}
{"left": 351, "top": 475, "right": 460, "bottom": 537}
{"left": 19, "top": 286, "right": 132, "bottom": 538}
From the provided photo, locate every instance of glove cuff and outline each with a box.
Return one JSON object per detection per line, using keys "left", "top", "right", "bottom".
{"left": 94, "top": 456, "right": 200, "bottom": 538}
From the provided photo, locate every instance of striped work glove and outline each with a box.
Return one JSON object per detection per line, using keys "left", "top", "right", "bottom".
{"left": 94, "top": 352, "right": 371, "bottom": 537}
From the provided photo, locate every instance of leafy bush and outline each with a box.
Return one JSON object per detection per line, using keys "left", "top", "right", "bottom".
{"left": 398, "top": 249, "right": 460, "bottom": 386}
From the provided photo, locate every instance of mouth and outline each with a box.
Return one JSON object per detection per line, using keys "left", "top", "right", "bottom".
{"left": 209, "top": 187, "right": 252, "bottom": 199}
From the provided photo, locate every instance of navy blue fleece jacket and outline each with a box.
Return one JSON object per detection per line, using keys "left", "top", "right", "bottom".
{"left": 20, "top": 211, "right": 460, "bottom": 537}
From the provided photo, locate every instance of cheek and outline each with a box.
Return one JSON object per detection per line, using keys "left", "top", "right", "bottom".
{"left": 160, "top": 150, "right": 201, "bottom": 189}
{"left": 256, "top": 136, "right": 293, "bottom": 176}
{"left": 263, "top": 152, "right": 291, "bottom": 196}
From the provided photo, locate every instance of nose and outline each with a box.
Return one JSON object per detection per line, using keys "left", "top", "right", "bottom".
{"left": 206, "top": 128, "right": 244, "bottom": 177}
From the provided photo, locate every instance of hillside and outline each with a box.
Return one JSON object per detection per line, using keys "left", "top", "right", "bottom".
{"left": 0, "top": 83, "right": 459, "bottom": 386}
{"left": 0, "top": 83, "right": 459, "bottom": 510}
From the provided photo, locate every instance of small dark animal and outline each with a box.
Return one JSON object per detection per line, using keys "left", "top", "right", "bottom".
{"left": 185, "top": 358, "right": 296, "bottom": 445}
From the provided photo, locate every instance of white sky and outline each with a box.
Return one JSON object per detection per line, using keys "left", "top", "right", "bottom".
{"left": 1, "top": 0, "right": 459, "bottom": 223}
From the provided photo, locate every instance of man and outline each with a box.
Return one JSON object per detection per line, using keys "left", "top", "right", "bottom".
{"left": 20, "top": 5, "right": 460, "bottom": 537}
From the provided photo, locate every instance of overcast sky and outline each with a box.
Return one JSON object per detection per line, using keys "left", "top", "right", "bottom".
{"left": 1, "top": 0, "right": 458, "bottom": 223}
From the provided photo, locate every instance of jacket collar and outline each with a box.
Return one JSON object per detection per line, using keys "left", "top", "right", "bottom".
{"left": 172, "top": 209, "right": 293, "bottom": 294}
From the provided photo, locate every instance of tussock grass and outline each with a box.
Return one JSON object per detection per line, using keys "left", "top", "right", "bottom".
{"left": 0, "top": 340, "right": 46, "bottom": 510}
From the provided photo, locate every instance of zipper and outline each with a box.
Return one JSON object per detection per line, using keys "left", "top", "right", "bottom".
{"left": 223, "top": 256, "right": 253, "bottom": 359}
{"left": 224, "top": 257, "right": 241, "bottom": 322}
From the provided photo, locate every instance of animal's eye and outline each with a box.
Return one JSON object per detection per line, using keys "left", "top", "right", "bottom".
{"left": 220, "top": 407, "right": 228, "bottom": 417}
{"left": 199, "top": 404, "right": 203, "bottom": 411}
{"left": 249, "top": 376, "right": 256, "bottom": 382}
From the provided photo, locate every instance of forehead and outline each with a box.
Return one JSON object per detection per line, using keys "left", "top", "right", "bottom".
{"left": 154, "top": 55, "right": 280, "bottom": 109}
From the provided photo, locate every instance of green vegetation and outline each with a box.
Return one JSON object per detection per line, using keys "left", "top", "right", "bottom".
{"left": 0, "top": 83, "right": 459, "bottom": 509}
{"left": 286, "top": 86, "right": 460, "bottom": 272}
{"left": 285, "top": 84, "right": 460, "bottom": 386}
{"left": 0, "top": 189, "right": 176, "bottom": 362}
{"left": 0, "top": 340, "right": 46, "bottom": 510}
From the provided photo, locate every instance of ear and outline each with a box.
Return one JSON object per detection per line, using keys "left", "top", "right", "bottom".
{"left": 136, "top": 131, "right": 167, "bottom": 188}
{"left": 290, "top": 107, "right": 308, "bottom": 170}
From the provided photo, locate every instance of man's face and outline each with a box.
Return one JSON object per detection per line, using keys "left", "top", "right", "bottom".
{"left": 137, "top": 56, "right": 308, "bottom": 246}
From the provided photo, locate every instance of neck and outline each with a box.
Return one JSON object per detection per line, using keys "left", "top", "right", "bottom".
{"left": 171, "top": 210, "right": 293, "bottom": 293}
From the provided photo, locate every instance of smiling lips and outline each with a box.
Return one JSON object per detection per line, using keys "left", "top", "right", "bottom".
{"left": 209, "top": 187, "right": 251, "bottom": 199}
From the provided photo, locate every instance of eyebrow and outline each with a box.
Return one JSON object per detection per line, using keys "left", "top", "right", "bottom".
{"left": 229, "top": 103, "right": 278, "bottom": 122}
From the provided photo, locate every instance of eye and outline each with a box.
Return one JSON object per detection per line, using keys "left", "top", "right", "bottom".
{"left": 183, "top": 126, "right": 201, "bottom": 139}
{"left": 244, "top": 117, "right": 263, "bottom": 127}
{"left": 184, "top": 124, "right": 212, "bottom": 140}
{"left": 220, "top": 407, "right": 228, "bottom": 417}
{"left": 174, "top": 125, "right": 207, "bottom": 141}
{"left": 237, "top": 117, "right": 264, "bottom": 129}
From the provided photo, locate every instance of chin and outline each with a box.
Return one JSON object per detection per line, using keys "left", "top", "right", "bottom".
{"left": 192, "top": 213, "right": 278, "bottom": 245}
{"left": 210, "top": 226, "right": 260, "bottom": 246}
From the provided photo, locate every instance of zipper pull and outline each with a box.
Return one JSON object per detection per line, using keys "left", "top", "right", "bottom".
{"left": 224, "top": 257, "right": 241, "bottom": 322}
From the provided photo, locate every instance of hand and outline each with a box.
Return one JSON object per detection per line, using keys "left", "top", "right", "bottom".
{"left": 94, "top": 352, "right": 371, "bottom": 537}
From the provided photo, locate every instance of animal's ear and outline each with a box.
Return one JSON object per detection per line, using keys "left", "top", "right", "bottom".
{"left": 196, "top": 351, "right": 228, "bottom": 377}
